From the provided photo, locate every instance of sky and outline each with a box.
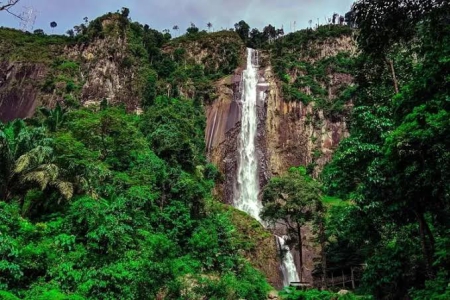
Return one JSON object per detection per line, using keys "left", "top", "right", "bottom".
{"left": 1, "top": 0, "right": 354, "bottom": 34}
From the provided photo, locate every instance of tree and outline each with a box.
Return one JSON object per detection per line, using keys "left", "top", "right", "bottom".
{"left": 207, "top": 22, "right": 212, "bottom": 32}
{"left": 261, "top": 167, "right": 324, "bottom": 282}
{"left": 323, "top": 1, "right": 450, "bottom": 297}
{"left": 248, "top": 28, "right": 263, "bottom": 49}
{"left": 234, "top": 20, "right": 250, "bottom": 44}
{"left": 332, "top": 13, "right": 339, "bottom": 24}
{"left": 276, "top": 28, "right": 284, "bottom": 38}
{"left": 121, "top": 7, "right": 130, "bottom": 18}
{"left": 140, "top": 97, "right": 205, "bottom": 172}
{"left": 351, "top": 0, "right": 450, "bottom": 94}
{"left": 33, "top": 29, "right": 44, "bottom": 35}
{"left": 263, "top": 24, "right": 277, "bottom": 43}
{"left": 39, "top": 102, "right": 67, "bottom": 132}
{"left": 172, "top": 25, "right": 179, "bottom": 36}
{"left": 66, "top": 29, "right": 74, "bottom": 37}
{"left": 0, "top": 120, "right": 73, "bottom": 210}
{"left": 344, "top": 10, "right": 356, "bottom": 28}
{"left": 50, "top": 21, "right": 57, "bottom": 33}
{"left": 186, "top": 22, "right": 199, "bottom": 35}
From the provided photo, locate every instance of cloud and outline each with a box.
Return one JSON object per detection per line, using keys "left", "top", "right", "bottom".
{"left": 1, "top": 0, "right": 354, "bottom": 34}
{"left": 132, "top": 0, "right": 354, "bottom": 32}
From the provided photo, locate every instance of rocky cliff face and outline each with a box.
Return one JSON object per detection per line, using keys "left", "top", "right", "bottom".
{"left": 0, "top": 22, "right": 145, "bottom": 123}
{"left": 205, "top": 32, "right": 356, "bottom": 286}
{"left": 264, "top": 35, "right": 355, "bottom": 177}
{"left": 205, "top": 75, "right": 241, "bottom": 204}
{"left": 207, "top": 35, "right": 355, "bottom": 198}
{"left": 0, "top": 62, "right": 49, "bottom": 122}
{"left": 264, "top": 66, "right": 351, "bottom": 177}
{"left": 1, "top": 22, "right": 355, "bottom": 289}
{"left": 265, "top": 36, "right": 355, "bottom": 283}
{"left": 0, "top": 34, "right": 140, "bottom": 121}
{"left": 164, "top": 31, "right": 245, "bottom": 74}
{"left": 65, "top": 36, "right": 142, "bottom": 111}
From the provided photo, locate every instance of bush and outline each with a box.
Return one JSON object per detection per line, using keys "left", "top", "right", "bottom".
{"left": 279, "top": 287, "right": 362, "bottom": 300}
{"left": 410, "top": 271, "right": 450, "bottom": 300}
{"left": 57, "top": 61, "right": 79, "bottom": 72}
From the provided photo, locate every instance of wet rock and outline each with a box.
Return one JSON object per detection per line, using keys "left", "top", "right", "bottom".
{"left": 268, "top": 290, "right": 279, "bottom": 299}
{"left": 338, "top": 289, "right": 350, "bottom": 296}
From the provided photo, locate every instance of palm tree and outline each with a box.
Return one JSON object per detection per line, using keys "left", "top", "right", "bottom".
{"left": 173, "top": 25, "right": 179, "bottom": 37}
{"left": 0, "top": 120, "right": 73, "bottom": 212}
{"left": 332, "top": 13, "right": 339, "bottom": 24}
{"left": 50, "top": 21, "right": 57, "bottom": 33}
{"left": 66, "top": 29, "right": 75, "bottom": 38}
{"left": 39, "top": 102, "right": 67, "bottom": 132}
{"left": 207, "top": 22, "right": 212, "bottom": 32}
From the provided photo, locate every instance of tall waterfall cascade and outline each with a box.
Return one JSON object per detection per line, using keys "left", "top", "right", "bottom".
{"left": 235, "top": 48, "right": 263, "bottom": 222}
{"left": 234, "top": 48, "right": 299, "bottom": 287}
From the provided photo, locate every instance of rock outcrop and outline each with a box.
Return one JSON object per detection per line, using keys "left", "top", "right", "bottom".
{"left": 264, "top": 65, "right": 350, "bottom": 177}
{"left": 65, "top": 36, "right": 141, "bottom": 110}
{"left": 205, "top": 32, "right": 356, "bottom": 287}
{"left": 205, "top": 75, "right": 241, "bottom": 204}
{"left": 0, "top": 62, "right": 49, "bottom": 122}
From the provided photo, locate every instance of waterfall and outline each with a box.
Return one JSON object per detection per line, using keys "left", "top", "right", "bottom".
{"left": 234, "top": 48, "right": 299, "bottom": 287}
{"left": 235, "top": 48, "right": 262, "bottom": 222}
{"left": 277, "top": 236, "right": 300, "bottom": 286}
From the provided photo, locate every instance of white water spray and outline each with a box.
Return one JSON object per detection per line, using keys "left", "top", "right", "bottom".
{"left": 277, "top": 236, "right": 300, "bottom": 286}
{"left": 234, "top": 48, "right": 299, "bottom": 287}
{"left": 235, "top": 48, "right": 262, "bottom": 222}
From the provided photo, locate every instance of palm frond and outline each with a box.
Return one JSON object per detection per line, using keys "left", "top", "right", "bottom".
{"left": 54, "top": 181, "right": 74, "bottom": 201}
{"left": 21, "top": 164, "right": 59, "bottom": 190}
{"left": 14, "top": 146, "right": 53, "bottom": 173}
{"left": 22, "top": 170, "right": 50, "bottom": 190}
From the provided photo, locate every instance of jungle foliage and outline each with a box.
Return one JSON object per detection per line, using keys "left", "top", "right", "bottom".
{"left": 2, "top": 2, "right": 450, "bottom": 299}
{"left": 0, "top": 11, "right": 268, "bottom": 299}
{"left": 321, "top": 0, "right": 450, "bottom": 299}
{"left": 0, "top": 100, "right": 271, "bottom": 299}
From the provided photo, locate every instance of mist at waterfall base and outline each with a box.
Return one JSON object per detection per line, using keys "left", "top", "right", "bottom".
{"left": 234, "top": 48, "right": 299, "bottom": 287}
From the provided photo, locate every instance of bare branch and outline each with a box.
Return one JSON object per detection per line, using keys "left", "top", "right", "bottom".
{"left": 0, "top": 0, "right": 20, "bottom": 11}
{"left": 6, "top": 8, "right": 22, "bottom": 19}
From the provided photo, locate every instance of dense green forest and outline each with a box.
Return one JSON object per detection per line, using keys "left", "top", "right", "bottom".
{"left": 0, "top": 10, "right": 271, "bottom": 300}
{"left": 1, "top": 0, "right": 450, "bottom": 299}
{"left": 322, "top": 1, "right": 450, "bottom": 299}
{"left": 0, "top": 101, "right": 274, "bottom": 299}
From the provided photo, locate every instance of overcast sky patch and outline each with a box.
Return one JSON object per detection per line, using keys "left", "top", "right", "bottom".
{"left": 1, "top": 0, "right": 354, "bottom": 34}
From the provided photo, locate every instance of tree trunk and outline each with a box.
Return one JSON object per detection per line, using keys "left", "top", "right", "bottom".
{"left": 319, "top": 219, "right": 328, "bottom": 288}
{"left": 415, "top": 210, "right": 435, "bottom": 279}
{"left": 296, "top": 223, "right": 303, "bottom": 282}
{"left": 387, "top": 58, "right": 399, "bottom": 94}
{"left": 423, "top": 214, "right": 436, "bottom": 255}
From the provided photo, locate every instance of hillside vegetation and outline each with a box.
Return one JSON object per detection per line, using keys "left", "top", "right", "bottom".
{"left": 1, "top": 1, "right": 450, "bottom": 299}
{"left": 0, "top": 12, "right": 265, "bottom": 300}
